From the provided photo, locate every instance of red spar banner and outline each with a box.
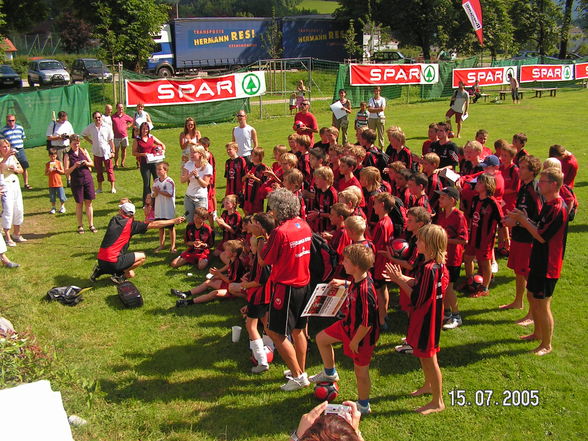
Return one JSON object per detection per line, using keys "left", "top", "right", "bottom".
{"left": 575, "top": 63, "right": 588, "bottom": 80}
{"left": 349, "top": 64, "right": 439, "bottom": 86}
{"left": 452, "top": 66, "right": 517, "bottom": 88}
{"left": 520, "top": 64, "right": 574, "bottom": 83}
{"left": 125, "top": 71, "right": 266, "bottom": 106}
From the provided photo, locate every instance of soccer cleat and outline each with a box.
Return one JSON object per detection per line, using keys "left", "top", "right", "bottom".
{"left": 170, "top": 289, "right": 187, "bottom": 299}
{"left": 50, "top": 208, "right": 56, "bottom": 214}
{"left": 356, "top": 401, "right": 372, "bottom": 415}
{"left": 89, "top": 264, "right": 103, "bottom": 282}
{"left": 443, "top": 315, "right": 463, "bottom": 330}
{"left": 176, "top": 299, "right": 192, "bottom": 307}
{"left": 6, "top": 240, "right": 16, "bottom": 247}
{"left": 309, "top": 370, "right": 340, "bottom": 383}
{"left": 280, "top": 373, "right": 310, "bottom": 391}
{"left": 110, "top": 274, "right": 126, "bottom": 285}
{"left": 469, "top": 287, "right": 489, "bottom": 298}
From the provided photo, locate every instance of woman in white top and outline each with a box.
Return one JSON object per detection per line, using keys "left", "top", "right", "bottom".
{"left": 445, "top": 81, "right": 469, "bottom": 138}
{"left": 179, "top": 117, "right": 201, "bottom": 167}
{"left": 0, "top": 139, "right": 25, "bottom": 246}
{"left": 181, "top": 145, "right": 212, "bottom": 222}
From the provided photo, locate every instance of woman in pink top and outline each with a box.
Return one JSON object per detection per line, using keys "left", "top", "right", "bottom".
{"left": 132, "top": 122, "right": 166, "bottom": 205}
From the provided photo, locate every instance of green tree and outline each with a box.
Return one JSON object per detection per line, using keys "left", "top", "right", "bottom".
{"left": 511, "top": 0, "right": 562, "bottom": 56}
{"left": 57, "top": 12, "right": 93, "bottom": 54}
{"left": 344, "top": 19, "right": 362, "bottom": 59}
{"left": 0, "top": 0, "right": 47, "bottom": 33}
{"left": 94, "top": 0, "right": 170, "bottom": 71}
{"left": 261, "top": 8, "right": 283, "bottom": 59}
{"left": 558, "top": 0, "right": 575, "bottom": 58}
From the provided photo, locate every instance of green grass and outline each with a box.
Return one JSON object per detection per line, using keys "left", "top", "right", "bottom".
{"left": 2, "top": 89, "right": 587, "bottom": 440}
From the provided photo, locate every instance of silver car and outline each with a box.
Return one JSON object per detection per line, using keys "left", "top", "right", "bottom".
{"left": 27, "top": 59, "right": 71, "bottom": 86}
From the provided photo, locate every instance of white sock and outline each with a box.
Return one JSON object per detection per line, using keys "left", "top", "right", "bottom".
{"left": 250, "top": 338, "right": 268, "bottom": 367}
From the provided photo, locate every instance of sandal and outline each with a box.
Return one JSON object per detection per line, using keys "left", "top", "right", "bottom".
{"left": 77, "top": 226, "right": 85, "bottom": 234}
{"left": 89, "top": 225, "right": 98, "bottom": 233}
{"left": 24, "top": 184, "right": 32, "bottom": 190}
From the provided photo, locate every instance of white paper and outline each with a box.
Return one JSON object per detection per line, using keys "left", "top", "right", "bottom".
{"left": 440, "top": 168, "right": 461, "bottom": 183}
{"left": 146, "top": 152, "right": 165, "bottom": 164}
{"left": 302, "top": 283, "right": 348, "bottom": 317}
{"left": 461, "top": 112, "right": 469, "bottom": 121}
{"left": 330, "top": 101, "right": 348, "bottom": 120}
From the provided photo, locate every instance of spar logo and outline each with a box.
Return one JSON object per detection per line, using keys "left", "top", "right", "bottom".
{"left": 506, "top": 67, "right": 516, "bottom": 79}
{"left": 423, "top": 65, "right": 436, "bottom": 83}
{"left": 562, "top": 65, "right": 573, "bottom": 81}
{"left": 242, "top": 73, "right": 261, "bottom": 95}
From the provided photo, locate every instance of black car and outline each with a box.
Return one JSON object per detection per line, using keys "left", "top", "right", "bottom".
{"left": 71, "top": 58, "right": 112, "bottom": 82}
{"left": 0, "top": 65, "right": 23, "bottom": 89}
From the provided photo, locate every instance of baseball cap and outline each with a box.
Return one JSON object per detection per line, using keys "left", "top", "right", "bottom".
{"left": 481, "top": 154, "right": 500, "bottom": 168}
{"left": 435, "top": 186, "right": 460, "bottom": 201}
{"left": 119, "top": 202, "right": 136, "bottom": 216}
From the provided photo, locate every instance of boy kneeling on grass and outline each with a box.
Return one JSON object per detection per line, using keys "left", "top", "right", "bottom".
{"left": 309, "top": 244, "right": 379, "bottom": 416}
{"left": 173, "top": 239, "right": 246, "bottom": 307}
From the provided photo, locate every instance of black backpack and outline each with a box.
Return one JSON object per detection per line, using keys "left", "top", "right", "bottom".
{"left": 309, "top": 233, "right": 338, "bottom": 286}
{"left": 46, "top": 286, "right": 87, "bottom": 306}
{"left": 117, "top": 281, "right": 143, "bottom": 308}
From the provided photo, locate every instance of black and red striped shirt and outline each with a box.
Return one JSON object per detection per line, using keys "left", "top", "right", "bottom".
{"left": 467, "top": 196, "right": 503, "bottom": 250}
{"left": 386, "top": 145, "right": 413, "bottom": 171}
{"left": 220, "top": 210, "right": 242, "bottom": 243}
{"left": 225, "top": 157, "right": 248, "bottom": 196}
{"left": 185, "top": 222, "right": 214, "bottom": 252}
{"left": 244, "top": 163, "right": 268, "bottom": 206}
{"left": 513, "top": 148, "right": 529, "bottom": 166}
{"left": 340, "top": 275, "right": 379, "bottom": 347}
{"left": 314, "top": 186, "right": 338, "bottom": 232}
{"left": 511, "top": 180, "right": 542, "bottom": 243}
{"left": 97, "top": 215, "right": 148, "bottom": 262}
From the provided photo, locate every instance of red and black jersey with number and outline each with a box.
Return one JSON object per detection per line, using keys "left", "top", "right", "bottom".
{"left": 97, "top": 215, "right": 148, "bottom": 262}
{"left": 408, "top": 193, "right": 433, "bottom": 214}
{"left": 225, "top": 157, "right": 248, "bottom": 195}
{"left": 431, "top": 140, "right": 459, "bottom": 168}
{"left": 511, "top": 180, "right": 542, "bottom": 243}
{"left": 407, "top": 260, "right": 448, "bottom": 357}
{"left": 220, "top": 210, "right": 242, "bottom": 243}
{"left": 314, "top": 186, "right": 338, "bottom": 232}
{"left": 500, "top": 163, "right": 520, "bottom": 211}
{"left": 339, "top": 275, "right": 379, "bottom": 347}
{"left": 513, "top": 148, "right": 529, "bottom": 166}
{"left": 185, "top": 222, "right": 215, "bottom": 252}
{"left": 248, "top": 239, "right": 272, "bottom": 305}
{"left": 529, "top": 197, "right": 568, "bottom": 279}
{"left": 386, "top": 145, "right": 413, "bottom": 171}
{"left": 295, "top": 151, "right": 313, "bottom": 190}
{"left": 436, "top": 208, "right": 468, "bottom": 266}
{"left": 467, "top": 196, "right": 503, "bottom": 251}
{"left": 243, "top": 163, "right": 268, "bottom": 212}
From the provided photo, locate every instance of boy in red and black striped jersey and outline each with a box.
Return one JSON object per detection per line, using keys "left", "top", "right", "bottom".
{"left": 224, "top": 142, "right": 247, "bottom": 197}
{"left": 170, "top": 207, "right": 214, "bottom": 270}
{"left": 309, "top": 244, "right": 379, "bottom": 415}
{"left": 421, "top": 153, "right": 445, "bottom": 215}
{"left": 283, "top": 169, "right": 307, "bottom": 218}
{"left": 407, "top": 172, "right": 433, "bottom": 214}
{"left": 308, "top": 166, "right": 337, "bottom": 232}
{"left": 386, "top": 127, "right": 414, "bottom": 171}
{"left": 498, "top": 144, "right": 521, "bottom": 256}
{"left": 512, "top": 133, "right": 529, "bottom": 166}
{"left": 294, "top": 134, "right": 313, "bottom": 190}
{"left": 500, "top": 155, "right": 542, "bottom": 321}
{"left": 215, "top": 195, "right": 242, "bottom": 261}
{"left": 322, "top": 203, "right": 353, "bottom": 278}
{"left": 336, "top": 155, "right": 361, "bottom": 193}
{"left": 390, "top": 166, "right": 412, "bottom": 208}
{"left": 463, "top": 174, "right": 503, "bottom": 297}
{"left": 385, "top": 224, "right": 448, "bottom": 415}
{"left": 360, "top": 166, "right": 391, "bottom": 233}
{"left": 303, "top": 147, "right": 327, "bottom": 211}
{"left": 174, "top": 240, "right": 246, "bottom": 306}
{"left": 242, "top": 147, "right": 268, "bottom": 215}
{"left": 360, "top": 128, "right": 388, "bottom": 171}
{"left": 506, "top": 168, "right": 568, "bottom": 356}
{"left": 345, "top": 215, "right": 376, "bottom": 258}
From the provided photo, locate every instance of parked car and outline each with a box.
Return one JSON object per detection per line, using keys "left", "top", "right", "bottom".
{"left": 0, "top": 65, "right": 22, "bottom": 89}
{"left": 71, "top": 58, "right": 112, "bottom": 82}
{"left": 371, "top": 50, "right": 415, "bottom": 64}
{"left": 27, "top": 59, "right": 71, "bottom": 86}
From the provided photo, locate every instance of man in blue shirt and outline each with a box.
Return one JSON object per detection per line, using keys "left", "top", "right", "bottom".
{"left": 0, "top": 114, "right": 29, "bottom": 189}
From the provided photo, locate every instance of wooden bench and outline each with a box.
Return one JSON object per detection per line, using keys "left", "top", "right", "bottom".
{"left": 470, "top": 93, "right": 490, "bottom": 103}
{"left": 499, "top": 89, "right": 524, "bottom": 100}
{"left": 533, "top": 87, "right": 558, "bottom": 98}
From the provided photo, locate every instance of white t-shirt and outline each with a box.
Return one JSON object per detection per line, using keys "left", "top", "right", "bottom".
{"left": 1, "top": 156, "right": 20, "bottom": 183}
{"left": 233, "top": 124, "right": 255, "bottom": 157}
{"left": 183, "top": 160, "right": 213, "bottom": 199}
{"left": 102, "top": 115, "right": 113, "bottom": 130}
{"left": 134, "top": 111, "right": 153, "bottom": 130}
{"left": 368, "top": 96, "right": 386, "bottom": 119}
{"left": 451, "top": 89, "right": 469, "bottom": 113}
{"left": 46, "top": 120, "right": 74, "bottom": 147}
{"left": 152, "top": 176, "right": 176, "bottom": 219}
{"left": 81, "top": 123, "right": 114, "bottom": 159}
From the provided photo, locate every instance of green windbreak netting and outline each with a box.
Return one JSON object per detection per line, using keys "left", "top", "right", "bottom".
{"left": 122, "top": 70, "right": 250, "bottom": 128}
{"left": 0, "top": 83, "right": 91, "bottom": 148}
{"left": 420, "top": 57, "right": 479, "bottom": 99}
{"left": 332, "top": 64, "right": 403, "bottom": 105}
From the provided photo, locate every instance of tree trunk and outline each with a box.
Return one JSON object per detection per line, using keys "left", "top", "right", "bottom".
{"left": 559, "top": 0, "right": 574, "bottom": 59}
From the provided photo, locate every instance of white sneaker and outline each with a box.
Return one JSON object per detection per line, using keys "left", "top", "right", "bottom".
{"left": 280, "top": 373, "right": 310, "bottom": 391}
{"left": 111, "top": 188, "right": 117, "bottom": 194}
{"left": 59, "top": 206, "right": 66, "bottom": 213}
{"left": 283, "top": 369, "right": 292, "bottom": 378}
{"left": 14, "top": 236, "right": 27, "bottom": 243}
{"left": 251, "top": 364, "right": 269, "bottom": 374}
{"left": 491, "top": 261, "right": 499, "bottom": 273}
{"left": 443, "top": 315, "right": 463, "bottom": 330}
{"left": 356, "top": 401, "right": 372, "bottom": 415}
{"left": 50, "top": 208, "right": 56, "bottom": 214}
{"left": 308, "top": 370, "right": 339, "bottom": 383}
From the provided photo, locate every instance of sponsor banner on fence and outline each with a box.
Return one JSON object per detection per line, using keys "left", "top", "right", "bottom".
{"left": 520, "top": 64, "right": 574, "bottom": 83}
{"left": 452, "top": 66, "right": 517, "bottom": 88}
{"left": 349, "top": 64, "right": 439, "bottom": 86}
{"left": 574, "top": 62, "right": 588, "bottom": 80}
{"left": 126, "top": 71, "right": 266, "bottom": 107}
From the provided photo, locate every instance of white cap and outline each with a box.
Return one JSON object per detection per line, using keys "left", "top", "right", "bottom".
{"left": 119, "top": 202, "right": 136, "bottom": 216}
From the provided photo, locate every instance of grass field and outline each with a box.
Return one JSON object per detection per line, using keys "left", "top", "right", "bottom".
{"left": 1, "top": 88, "right": 587, "bottom": 440}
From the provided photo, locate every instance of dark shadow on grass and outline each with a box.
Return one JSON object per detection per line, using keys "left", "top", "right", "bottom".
{"left": 19, "top": 231, "right": 71, "bottom": 240}
{"left": 568, "top": 223, "right": 588, "bottom": 234}
{"left": 52, "top": 274, "right": 95, "bottom": 288}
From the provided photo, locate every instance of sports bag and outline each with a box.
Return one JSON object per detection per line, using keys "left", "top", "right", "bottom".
{"left": 309, "top": 233, "right": 338, "bottom": 286}
{"left": 46, "top": 286, "right": 86, "bottom": 306}
{"left": 117, "top": 281, "right": 143, "bottom": 308}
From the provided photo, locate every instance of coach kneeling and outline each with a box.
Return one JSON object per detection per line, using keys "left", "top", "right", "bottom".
{"left": 91, "top": 202, "right": 184, "bottom": 283}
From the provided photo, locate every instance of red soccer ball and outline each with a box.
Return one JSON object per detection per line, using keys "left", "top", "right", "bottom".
{"left": 473, "top": 274, "right": 484, "bottom": 285}
{"left": 313, "top": 381, "right": 339, "bottom": 402}
{"left": 251, "top": 346, "right": 274, "bottom": 366}
{"left": 390, "top": 238, "right": 410, "bottom": 259}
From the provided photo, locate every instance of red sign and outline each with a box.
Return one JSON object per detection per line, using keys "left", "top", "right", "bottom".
{"left": 349, "top": 64, "right": 439, "bottom": 86}
{"left": 520, "top": 64, "right": 574, "bottom": 83}
{"left": 452, "top": 66, "right": 516, "bottom": 88}
{"left": 462, "top": 0, "right": 484, "bottom": 45}
{"left": 575, "top": 63, "right": 588, "bottom": 80}
{"left": 125, "top": 72, "right": 266, "bottom": 106}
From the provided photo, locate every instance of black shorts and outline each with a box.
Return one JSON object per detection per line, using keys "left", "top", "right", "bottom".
{"left": 247, "top": 302, "right": 269, "bottom": 319}
{"left": 267, "top": 282, "right": 309, "bottom": 335}
{"left": 98, "top": 253, "right": 136, "bottom": 275}
{"left": 447, "top": 265, "right": 461, "bottom": 283}
{"left": 527, "top": 276, "right": 558, "bottom": 299}
{"left": 154, "top": 218, "right": 175, "bottom": 230}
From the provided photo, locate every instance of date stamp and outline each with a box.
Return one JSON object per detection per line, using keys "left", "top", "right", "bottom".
{"left": 448, "top": 389, "right": 540, "bottom": 407}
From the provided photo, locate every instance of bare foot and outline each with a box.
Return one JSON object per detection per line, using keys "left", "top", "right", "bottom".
{"left": 515, "top": 318, "right": 534, "bottom": 326}
{"left": 126, "top": 270, "right": 136, "bottom": 279}
{"left": 499, "top": 302, "right": 523, "bottom": 310}
{"left": 533, "top": 346, "right": 552, "bottom": 356}
{"left": 520, "top": 333, "right": 538, "bottom": 341}
{"left": 411, "top": 386, "right": 432, "bottom": 397}
{"left": 415, "top": 401, "right": 445, "bottom": 415}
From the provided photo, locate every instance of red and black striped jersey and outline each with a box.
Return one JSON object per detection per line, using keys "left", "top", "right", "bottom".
{"left": 513, "top": 148, "right": 528, "bottom": 166}
{"left": 511, "top": 180, "right": 542, "bottom": 243}
{"left": 314, "top": 186, "right": 338, "bottom": 232}
{"left": 224, "top": 157, "right": 248, "bottom": 195}
{"left": 340, "top": 275, "right": 379, "bottom": 347}
{"left": 244, "top": 163, "right": 268, "bottom": 205}
{"left": 386, "top": 145, "right": 413, "bottom": 171}
{"left": 220, "top": 210, "right": 242, "bottom": 242}
{"left": 185, "top": 222, "right": 214, "bottom": 252}
{"left": 97, "top": 215, "right": 148, "bottom": 262}
{"left": 467, "top": 196, "right": 503, "bottom": 250}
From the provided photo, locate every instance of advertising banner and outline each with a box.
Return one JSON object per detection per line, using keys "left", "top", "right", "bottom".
{"left": 574, "top": 62, "right": 588, "bottom": 80}
{"left": 462, "top": 0, "right": 484, "bottom": 45}
{"left": 520, "top": 64, "right": 574, "bottom": 83}
{"left": 452, "top": 66, "right": 517, "bottom": 87}
{"left": 349, "top": 64, "right": 439, "bottom": 86}
{"left": 126, "top": 72, "right": 266, "bottom": 107}
{"left": 282, "top": 17, "right": 347, "bottom": 61}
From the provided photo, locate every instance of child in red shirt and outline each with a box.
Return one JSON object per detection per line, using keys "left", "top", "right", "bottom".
{"left": 308, "top": 166, "right": 338, "bottom": 232}
{"left": 243, "top": 147, "right": 268, "bottom": 215}
{"left": 224, "top": 142, "right": 247, "bottom": 197}
{"left": 170, "top": 207, "right": 214, "bottom": 270}
{"left": 322, "top": 202, "right": 353, "bottom": 277}
{"left": 372, "top": 192, "right": 395, "bottom": 329}
{"left": 215, "top": 194, "right": 242, "bottom": 260}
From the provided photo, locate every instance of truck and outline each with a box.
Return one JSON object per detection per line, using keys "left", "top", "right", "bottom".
{"left": 146, "top": 18, "right": 272, "bottom": 77}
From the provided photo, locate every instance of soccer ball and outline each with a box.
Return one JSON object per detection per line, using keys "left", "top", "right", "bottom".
{"left": 250, "top": 346, "right": 274, "bottom": 366}
{"left": 390, "top": 238, "right": 410, "bottom": 259}
{"left": 472, "top": 274, "right": 484, "bottom": 289}
{"left": 295, "top": 120, "right": 304, "bottom": 129}
{"left": 313, "top": 381, "right": 339, "bottom": 402}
